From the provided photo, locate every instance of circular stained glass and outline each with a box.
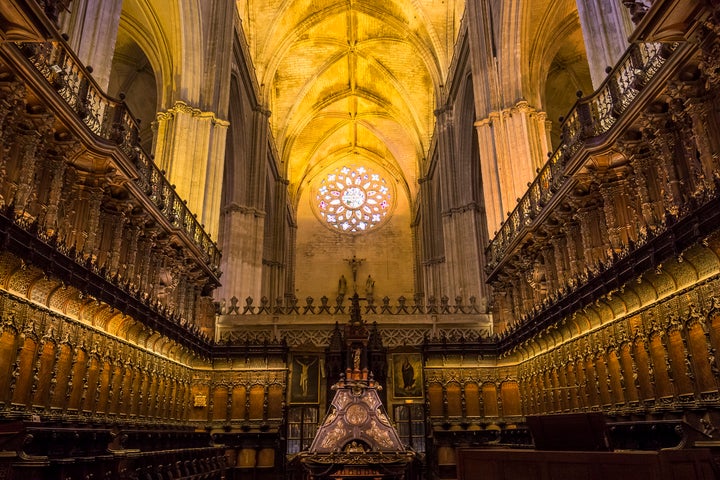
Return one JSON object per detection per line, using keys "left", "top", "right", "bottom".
{"left": 314, "top": 165, "right": 395, "bottom": 233}
{"left": 342, "top": 187, "right": 366, "bottom": 208}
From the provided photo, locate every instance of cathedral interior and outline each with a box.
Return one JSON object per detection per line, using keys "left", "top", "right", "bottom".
{"left": 1, "top": 0, "right": 720, "bottom": 478}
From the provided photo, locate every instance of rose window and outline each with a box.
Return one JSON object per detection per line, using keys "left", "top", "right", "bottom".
{"left": 314, "top": 165, "right": 394, "bottom": 233}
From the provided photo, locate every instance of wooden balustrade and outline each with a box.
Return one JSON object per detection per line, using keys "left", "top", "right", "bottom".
{"left": 0, "top": 422, "right": 227, "bottom": 479}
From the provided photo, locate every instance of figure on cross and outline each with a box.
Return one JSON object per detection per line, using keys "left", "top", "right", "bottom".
{"left": 343, "top": 254, "right": 365, "bottom": 291}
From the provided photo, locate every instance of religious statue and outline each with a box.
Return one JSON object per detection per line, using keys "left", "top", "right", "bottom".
{"left": 365, "top": 275, "right": 375, "bottom": 295}
{"left": 345, "top": 441, "right": 366, "bottom": 453}
{"left": 348, "top": 255, "right": 362, "bottom": 278}
{"left": 338, "top": 274, "right": 347, "bottom": 297}
{"left": 353, "top": 348, "right": 361, "bottom": 370}
{"left": 343, "top": 255, "right": 365, "bottom": 291}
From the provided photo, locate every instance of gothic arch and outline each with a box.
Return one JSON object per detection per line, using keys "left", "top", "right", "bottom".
{"left": 115, "top": 0, "right": 203, "bottom": 108}
{"left": 520, "top": 0, "right": 592, "bottom": 147}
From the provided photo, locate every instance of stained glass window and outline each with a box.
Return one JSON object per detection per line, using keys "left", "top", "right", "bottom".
{"left": 314, "top": 165, "right": 394, "bottom": 233}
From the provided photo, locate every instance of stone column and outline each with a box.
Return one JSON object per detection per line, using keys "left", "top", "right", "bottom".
{"left": 575, "top": 0, "right": 634, "bottom": 88}
{"left": 285, "top": 221, "right": 297, "bottom": 299}
{"left": 263, "top": 177, "right": 290, "bottom": 301}
{"left": 435, "top": 105, "right": 455, "bottom": 212}
{"left": 217, "top": 203, "right": 265, "bottom": 304}
{"left": 153, "top": 101, "right": 229, "bottom": 239}
{"left": 417, "top": 175, "right": 444, "bottom": 297}
{"left": 474, "top": 116, "right": 504, "bottom": 235}
{"left": 475, "top": 101, "right": 551, "bottom": 236}
{"left": 217, "top": 106, "right": 270, "bottom": 302}
{"left": 60, "top": 0, "right": 123, "bottom": 91}
{"left": 436, "top": 106, "right": 487, "bottom": 300}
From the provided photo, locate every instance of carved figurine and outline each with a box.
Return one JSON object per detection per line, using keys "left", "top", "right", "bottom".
{"left": 365, "top": 275, "right": 375, "bottom": 295}
{"left": 338, "top": 274, "right": 347, "bottom": 297}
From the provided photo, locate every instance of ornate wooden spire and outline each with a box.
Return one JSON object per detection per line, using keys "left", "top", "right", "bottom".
{"left": 300, "top": 296, "right": 413, "bottom": 479}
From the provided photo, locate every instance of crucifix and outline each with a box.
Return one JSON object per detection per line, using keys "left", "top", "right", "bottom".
{"left": 343, "top": 254, "right": 365, "bottom": 292}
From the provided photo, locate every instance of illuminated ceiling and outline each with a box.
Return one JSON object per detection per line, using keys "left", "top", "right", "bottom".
{"left": 236, "top": 0, "right": 464, "bottom": 204}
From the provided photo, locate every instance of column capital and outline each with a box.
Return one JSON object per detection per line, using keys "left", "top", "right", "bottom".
{"left": 253, "top": 104, "right": 272, "bottom": 117}
{"left": 157, "top": 100, "right": 229, "bottom": 126}
{"left": 433, "top": 104, "right": 452, "bottom": 118}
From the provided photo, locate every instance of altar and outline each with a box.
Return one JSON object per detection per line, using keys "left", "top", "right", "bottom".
{"left": 299, "top": 296, "right": 415, "bottom": 480}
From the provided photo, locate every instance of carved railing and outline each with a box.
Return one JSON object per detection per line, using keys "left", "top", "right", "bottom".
{"left": 216, "top": 294, "right": 494, "bottom": 347}
{"left": 216, "top": 294, "right": 490, "bottom": 316}
{"left": 485, "top": 41, "right": 675, "bottom": 273}
{"left": 13, "top": 39, "right": 221, "bottom": 276}
{"left": 218, "top": 324, "right": 494, "bottom": 348}
{"left": 495, "top": 191, "right": 720, "bottom": 343}
{"left": 0, "top": 212, "right": 214, "bottom": 351}
{"left": 33, "top": 0, "right": 70, "bottom": 26}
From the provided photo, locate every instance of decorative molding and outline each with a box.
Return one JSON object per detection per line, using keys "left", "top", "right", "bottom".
{"left": 218, "top": 325, "right": 492, "bottom": 348}
{"left": 158, "top": 100, "right": 230, "bottom": 127}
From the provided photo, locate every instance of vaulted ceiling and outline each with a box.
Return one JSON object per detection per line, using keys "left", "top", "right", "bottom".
{"left": 236, "top": 0, "right": 464, "bottom": 202}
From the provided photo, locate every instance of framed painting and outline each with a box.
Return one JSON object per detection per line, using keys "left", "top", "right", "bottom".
{"left": 290, "top": 354, "right": 320, "bottom": 403}
{"left": 392, "top": 353, "right": 423, "bottom": 398}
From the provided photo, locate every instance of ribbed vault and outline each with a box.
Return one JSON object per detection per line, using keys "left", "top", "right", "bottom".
{"left": 236, "top": 0, "right": 464, "bottom": 204}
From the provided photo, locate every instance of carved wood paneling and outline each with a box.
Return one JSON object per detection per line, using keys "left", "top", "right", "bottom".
{"left": 500, "top": 381, "right": 521, "bottom": 417}
{"left": 268, "top": 383, "right": 284, "bottom": 419}
{"left": 482, "top": 383, "right": 498, "bottom": 417}
{"left": 248, "top": 385, "right": 265, "bottom": 420}
{"left": 231, "top": 385, "right": 247, "bottom": 421}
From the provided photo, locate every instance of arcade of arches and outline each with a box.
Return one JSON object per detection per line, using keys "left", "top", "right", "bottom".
{"left": 0, "top": 0, "right": 720, "bottom": 478}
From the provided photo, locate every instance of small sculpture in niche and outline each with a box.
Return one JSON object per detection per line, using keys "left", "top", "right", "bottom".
{"left": 344, "top": 440, "right": 366, "bottom": 453}
{"left": 353, "top": 347, "right": 362, "bottom": 370}
{"left": 338, "top": 274, "right": 347, "bottom": 298}
{"left": 365, "top": 275, "right": 375, "bottom": 296}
